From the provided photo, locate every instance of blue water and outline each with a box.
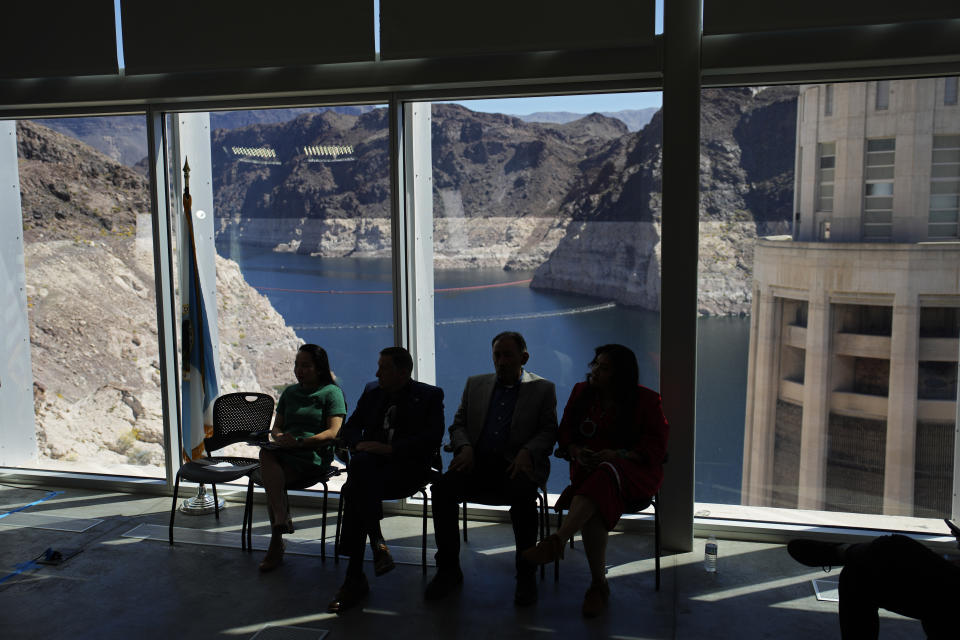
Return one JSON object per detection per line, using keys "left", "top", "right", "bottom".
{"left": 219, "top": 244, "right": 749, "bottom": 502}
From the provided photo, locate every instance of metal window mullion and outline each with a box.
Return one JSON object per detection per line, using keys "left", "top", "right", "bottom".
{"left": 390, "top": 98, "right": 437, "bottom": 514}
{"left": 389, "top": 96, "right": 408, "bottom": 350}
{"left": 0, "top": 120, "right": 37, "bottom": 466}
{"left": 659, "top": 0, "right": 702, "bottom": 553}
{"left": 146, "top": 108, "right": 181, "bottom": 485}
{"left": 403, "top": 102, "right": 436, "bottom": 386}
{"left": 170, "top": 113, "right": 220, "bottom": 459}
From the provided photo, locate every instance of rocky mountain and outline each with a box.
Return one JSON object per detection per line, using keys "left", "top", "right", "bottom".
{"left": 519, "top": 107, "right": 659, "bottom": 131}
{"left": 212, "top": 104, "right": 630, "bottom": 270}
{"left": 212, "top": 90, "right": 796, "bottom": 314}
{"left": 33, "top": 89, "right": 797, "bottom": 318}
{"left": 531, "top": 86, "right": 798, "bottom": 315}
{"left": 39, "top": 106, "right": 376, "bottom": 170}
{"left": 18, "top": 120, "right": 299, "bottom": 473}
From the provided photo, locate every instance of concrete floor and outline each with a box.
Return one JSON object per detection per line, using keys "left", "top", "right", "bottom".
{"left": 0, "top": 483, "right": 926, "bottom": 640}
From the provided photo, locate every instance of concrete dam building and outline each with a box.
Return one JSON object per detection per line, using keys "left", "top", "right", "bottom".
{"left": 743, "top": 78, "right": 960, "bottom": 517}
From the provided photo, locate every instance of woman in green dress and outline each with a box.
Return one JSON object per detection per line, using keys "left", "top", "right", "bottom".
{"left": 259, "top": 344, "right": 346, "bottom": 571}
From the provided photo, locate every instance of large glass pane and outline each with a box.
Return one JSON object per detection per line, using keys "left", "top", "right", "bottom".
{"left": 701, "top": 79, "right": 960, "bottom": 529}
{"left": 16, "top": 116, "right": 166, "bottom": 476}
{"left": 204, "top": 105, "right": 393, "bottom": 465}
{"left": 428, "top": 93, "right": 662, "bottom": 496}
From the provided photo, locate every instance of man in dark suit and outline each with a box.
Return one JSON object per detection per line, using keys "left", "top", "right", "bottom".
{"left": 426, "top": 331, "right": 558, "bottom": 606}
{"left": 327, "top": 346, "right": 445, "bottom": 613}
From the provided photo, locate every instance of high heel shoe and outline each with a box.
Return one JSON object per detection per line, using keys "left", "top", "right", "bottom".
{"left": 521, "top": 534, "right": 564, "bottom": 565}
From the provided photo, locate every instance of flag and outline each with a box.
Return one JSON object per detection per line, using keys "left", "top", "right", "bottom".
{"left": 180, "top": 159, "right": 219, "bottom": 462}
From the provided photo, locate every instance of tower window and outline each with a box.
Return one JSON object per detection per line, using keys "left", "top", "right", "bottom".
{"left": 863, "top": 138, "right": 895, "bottom": 239}
{"left": 946, "top": 77, "right": 959, "bottom": 106}
{"left": 817, "top": 142, "right": 835, "bottom": 212}
{"left": 876, "top": 81, "right": 890, "bottom": 110}
{"left": 929, "top": 135, "right": 960, "bottom": 239}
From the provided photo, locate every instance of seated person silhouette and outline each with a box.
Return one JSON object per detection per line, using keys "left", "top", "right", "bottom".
{"left": 426, "top": 331, "right": 558, "bottom": 606}
{"left": 258, "top": 344, "right": 346, "bottom": 572}
{"left": 327, "top": 346, "right": 444, "bottom": 613}
{"left": 787, "top": 521, "right": 960, "bottom": 640}
{"left": 522, "top": 344, "right": 669, "bottom": 618}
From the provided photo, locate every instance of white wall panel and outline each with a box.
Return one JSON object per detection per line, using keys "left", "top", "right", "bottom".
{"left": 0, "top": 121, "right": 38, "bottom": 466}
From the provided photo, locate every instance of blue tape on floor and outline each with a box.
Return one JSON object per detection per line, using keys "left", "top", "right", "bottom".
{"left": 0, "top": 491, "right": 63, "bottom": 521}
{"left": 0, "top": 559, "right": 40, "bottom": 585}
{"left": 0, "top": 491, "right": 66, "bottom": 585}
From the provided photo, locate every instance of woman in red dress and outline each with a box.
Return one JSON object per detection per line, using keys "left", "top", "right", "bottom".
{"left": 522, "top": 344, "right": 669, "bottom": 617}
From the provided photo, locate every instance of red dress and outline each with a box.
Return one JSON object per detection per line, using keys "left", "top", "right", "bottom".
{"left": 556, "top": 382, "right": 669, "bottom": 530}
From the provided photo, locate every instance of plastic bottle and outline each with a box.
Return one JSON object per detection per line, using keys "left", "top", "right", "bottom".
{"left": 704, "top": 536, "right": 718, "bottom": 573}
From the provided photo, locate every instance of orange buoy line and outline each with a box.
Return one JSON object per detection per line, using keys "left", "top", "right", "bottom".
{"left": 254, "top": 278, "right": 533, "bottom": 295}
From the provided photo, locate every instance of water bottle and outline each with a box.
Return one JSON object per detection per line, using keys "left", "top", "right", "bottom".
{"left": 704, "top": 536, "right": 718, "bottom": 573}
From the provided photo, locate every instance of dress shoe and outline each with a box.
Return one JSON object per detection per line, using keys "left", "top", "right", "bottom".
{"left": 258, "top": 539, "right": 285, "bottom": 572}
{"left": 787, "top": 539, "right": 849, "bottom": 571}
{"left": 424, "top": 567, "right": 464, "bottom": 600}
{"left": 372, "top": 543, "right": 395, "bottom": 576}
{"left": 514, "top": 573, "right": 538, "bottom": 606}
{"left": 521, "top": 534, "right": 563, "bottom": 565}
{"left": 581, "top": 579, "right": 610, "bottom": 618}
{"left": 327, "top": 573, "right": 370, "bottom": 613}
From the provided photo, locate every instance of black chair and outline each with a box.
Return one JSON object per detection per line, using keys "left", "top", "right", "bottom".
{"left": 553, "top": 449, "right": 664, "bottom": 590}
{"left": 334, "top": 447, "right": 443, "bottom": 576}
{"left": 443, "top": 443, "right": 552, "bottom": 579}
{"left": 169, "top": 392, "right": 274, "bottom": 551}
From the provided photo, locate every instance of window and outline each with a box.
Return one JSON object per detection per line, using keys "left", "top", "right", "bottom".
{"left": 13, "top": 116, "right": 166, "bottom": 477}
{"left": 427, "top": 93, "right": 662, "bottom": 495}
{"left": 817, "top": 142, "right": 835, "bottom": 212}
{"left": 946, "top": 77, "right": 959, "bottom": 106}
{"left": 864, "top": 138, "right": 895, "bottom": 239}
{"left": 713, "top": 79, "right": 959, "bottom": 524}
{"left": 205, "top": 104, "right": 393, "bottom": 463}
{"left": 875, "top": 80, "right": 890, "bottom": 110}
{"left": 824, "top": 84, "right": 834, "bottom": 116}
{"left": 929, "top": 135, "right": 960, "bottom": 239}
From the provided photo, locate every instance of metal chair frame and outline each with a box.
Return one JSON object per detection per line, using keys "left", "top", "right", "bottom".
{"left": 168, "top": 392, "right": 274, "bottom": 550}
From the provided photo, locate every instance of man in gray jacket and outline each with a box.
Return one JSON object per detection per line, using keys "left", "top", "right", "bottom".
{"left": 426, "top": 331, "right": 558, "bottom": 606}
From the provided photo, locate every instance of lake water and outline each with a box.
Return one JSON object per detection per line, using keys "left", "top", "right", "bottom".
{"left": 220, "top": 245, "right": 749, "bottom": 503}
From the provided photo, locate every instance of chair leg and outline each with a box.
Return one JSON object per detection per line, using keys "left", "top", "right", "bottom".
{"left": 321, "top": 482, "right": 329, "bottom": 561}
{"left": 334, "top": 493, "right": 345, "bottom": 562}
{"left": 557, "top": 508, "right": 574, "bottom": 548}
{"left": 536, "top": 491, "right": 545, "bottom": 580}
{"left": 211, "top": 483, "right": 220, "bottom": 519}
{"left": 462, "top": 501, "right": 468, "bottom": 542}
{"left": 654, "top": 496, "right": 661, "bottom": 591}
{"left": 421, "top": 488, "right": 428, "bottom": 576}
{"left": 169, "top": 472, "right": 182, "bottom": 545}
{"left": 240, "top": 479, "right": 248, "bottom": 552}
{"left": 244, "top": 476, "right": 253, "bottom": 553}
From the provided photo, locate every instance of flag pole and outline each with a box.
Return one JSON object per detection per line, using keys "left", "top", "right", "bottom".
{"left": 178, "top": 157, "right": 223, "bottom": 515}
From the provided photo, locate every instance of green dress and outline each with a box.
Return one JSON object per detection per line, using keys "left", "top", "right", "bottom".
{"left": 275, "top": 382, "right": 347, "bottom": 472}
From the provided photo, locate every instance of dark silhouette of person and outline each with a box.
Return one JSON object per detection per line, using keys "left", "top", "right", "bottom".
{"left": 523, "top": 344, "right": 669, "bottom": 617}
{"left": 426, "top": 331, "right": 557, "bottom": 606}
{"left": 257, "top": 344, "right": 346, "bottom": 572}
{"left": 788, "top": 527, "right": 960, "bottom": 639}
{"left": 327, "top": 346, "right": 444, "bottom": 613}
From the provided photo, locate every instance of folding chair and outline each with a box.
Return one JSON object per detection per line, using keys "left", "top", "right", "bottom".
{"left": 169, "top": 392, "right": 274, "bottom": 550}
